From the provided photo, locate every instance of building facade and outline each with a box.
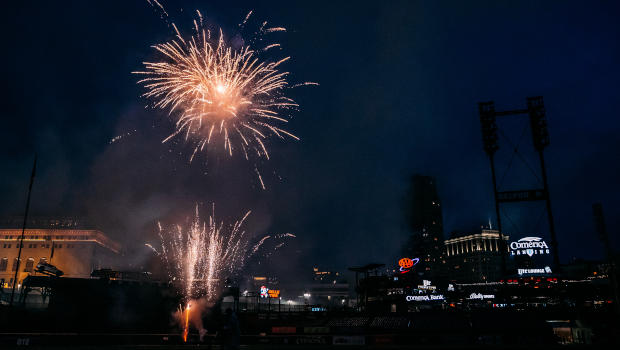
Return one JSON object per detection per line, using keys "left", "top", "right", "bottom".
{"left": 444, "top": 229, "right": 509, "bottom": 283}
{"left": 0, "top": 227, "right": 120, "bottom": 288}
{"left": 404, "top": 175, "right": 446, "bottom": 280}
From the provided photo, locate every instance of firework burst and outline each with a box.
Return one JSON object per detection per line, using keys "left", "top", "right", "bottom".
{"left": 134, "top": 11, "right": 308, "bottom": 163}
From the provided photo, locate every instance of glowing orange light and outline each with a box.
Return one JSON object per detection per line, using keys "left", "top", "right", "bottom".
{"left": 182, "top": 303, "right": 190, "bottom": 342}
{"left": 398, "top": 257, "right": 420, "bottom": 274}
{"left": 399, "top": 258, "right": 414, "bottom": 269}
{"left": 268, "top": 289, "right": 280, "bottom": 298}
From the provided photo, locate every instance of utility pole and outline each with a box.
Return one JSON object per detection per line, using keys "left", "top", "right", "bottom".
{"left": 479, "top": 102, "right": 507, "bottom": 276}
{"left": 593, "top": 203, "right": 619, "bottom": 313}
{"left": 10, "top": 155, "right": 37, "bottom": 306}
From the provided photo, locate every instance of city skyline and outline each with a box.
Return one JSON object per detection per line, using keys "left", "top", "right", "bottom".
{"left": 1, "top": 1, "right": 619, "bottom": 270}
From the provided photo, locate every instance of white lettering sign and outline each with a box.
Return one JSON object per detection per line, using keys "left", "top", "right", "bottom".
{"left": 510, "top": 237, "right": 550, "bottom": 256}
{"left": 417, "top": 279, "right": 436, "bottom": 290}
{"left": 517, "top": 266, "right": 552, "bottom": 275}
{"left": 405, "top": 294, "right": 444, "bottom": 302}
{"left": 468, "top": 293, "right": 495, "bottom": 300}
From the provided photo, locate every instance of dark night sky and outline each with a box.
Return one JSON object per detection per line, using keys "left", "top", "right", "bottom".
{"left": 1, "top": 1, "right": 619, "bottom": 274}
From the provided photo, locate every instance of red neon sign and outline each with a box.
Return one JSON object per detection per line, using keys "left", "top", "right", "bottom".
{"left": 398, "top": 257, "right": 419, "bottom": 274}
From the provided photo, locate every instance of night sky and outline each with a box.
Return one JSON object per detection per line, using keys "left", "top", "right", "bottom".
{"left": 1, "top": 1, "right": 618, "bottom": 275}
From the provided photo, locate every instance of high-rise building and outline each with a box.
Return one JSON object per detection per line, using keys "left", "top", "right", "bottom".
{"left": 404, "top": 175, "right": 445, "bottom": 280}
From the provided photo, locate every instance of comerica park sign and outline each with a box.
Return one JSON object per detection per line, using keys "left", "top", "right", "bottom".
{"left": 510, "top": 237, "right": 550, "bottom": 257}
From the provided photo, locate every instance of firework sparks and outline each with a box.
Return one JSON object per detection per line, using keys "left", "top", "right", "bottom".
{"left": 144, "top": 243, "right": 159, "bottom": 255}
{"left": 155, "top": 205, "right": 295, "bottom": 339}
{"left": 158, "top": 205, "right": 252, "bottom": 300}
{"left": 156, "top": 205, "right": 296, "bottom": 299}
{"left": 157, "top": 204, "right": 287, "bottom": 340}
{"left": 134, "top": 12, "right": 306, "bottom": 163}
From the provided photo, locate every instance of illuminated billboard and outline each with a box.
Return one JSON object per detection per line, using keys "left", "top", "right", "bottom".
{"left": 510, "top": 237, "right": 550, "bottom": 256}
{"left": 260, "top": 285, "right": 280, "bottom": 298}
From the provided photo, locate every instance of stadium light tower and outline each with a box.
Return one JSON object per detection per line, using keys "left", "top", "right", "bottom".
{"left": 478, "top": 97, "right": 560, "bottom": 274}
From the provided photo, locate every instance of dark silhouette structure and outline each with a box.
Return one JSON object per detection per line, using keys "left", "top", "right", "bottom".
{"left": 478, "top": 97, "right": 560, "bottom": 275}
{"left": 404, "top": 175, "right": 445, "bottom": 280}
{"left": 348, "top": 263, "right": 385, "bottom": 310}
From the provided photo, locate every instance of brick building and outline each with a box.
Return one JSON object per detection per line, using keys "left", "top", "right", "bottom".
{"left": 0, "top": 225, "right": 120, "bottom": 288}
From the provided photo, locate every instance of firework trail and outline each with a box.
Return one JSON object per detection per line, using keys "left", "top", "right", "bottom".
{"left": 134, "top": 10, "right": 311, "bottom": 164}
{"left": 248, "top": 232, "right": 296, "bottom": 263}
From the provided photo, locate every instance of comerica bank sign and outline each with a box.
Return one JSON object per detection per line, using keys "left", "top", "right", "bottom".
{"left": 405, "top": 295, "right": 445, "bottom": 302}
{"left": 510, "top": 237, "right": 550, "bottom": 257}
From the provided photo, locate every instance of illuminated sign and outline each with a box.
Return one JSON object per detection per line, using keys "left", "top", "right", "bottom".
{"left": 417, "top": 279, "right": 436, "bottom": 290}
{"left": 517, "top": 266, "right": 552, "bottom": 276}
{"left": 260, "top": 285, "right": 269, "bottom": 298}
{"left": 260, "top": 286, "right": 280, "bottom": 298}
{"left": 398, "top": 257, "right": 419, "bottom": 274}
{"left": 311, "top": 307, "right": 326, "bottom": 312}
{"left": 447, "top": 284, "right": 455, "bottom": 292}
{"left": 468, "top": 293, "right": 495, "bottom": 300}
{"left": 510, "top": 237, "right": 550, "bottom": 256}
{"left": 405, "top": 294, "right": 444, "bottom": 302}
